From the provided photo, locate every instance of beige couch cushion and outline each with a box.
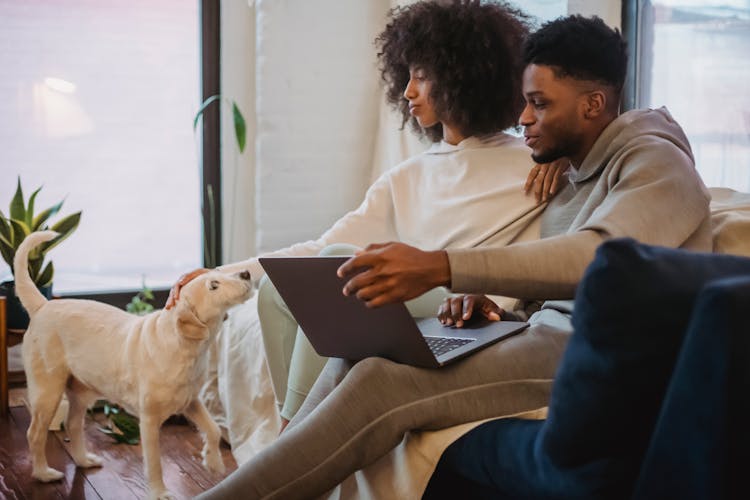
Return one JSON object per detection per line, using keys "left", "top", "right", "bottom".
{"left": 709, "top": 187, "right": 750, "bottom": 257}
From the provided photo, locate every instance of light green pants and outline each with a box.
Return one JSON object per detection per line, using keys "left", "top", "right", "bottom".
{"left": 257, "top": 243, "right": 451, "bottom": 420}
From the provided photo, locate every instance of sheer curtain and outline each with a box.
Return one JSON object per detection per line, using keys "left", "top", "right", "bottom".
{"left": 635, "top": 0, "right": 750, "bottom": 192}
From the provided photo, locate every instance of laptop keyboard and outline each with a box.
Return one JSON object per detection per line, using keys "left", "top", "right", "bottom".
{"left": 424, "top": 336, "right": 475, "bottom": 357}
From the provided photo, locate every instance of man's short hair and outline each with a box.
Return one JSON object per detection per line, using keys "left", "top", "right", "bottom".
{"left": 522, "top": 15, "right": 628, "bottom": 92}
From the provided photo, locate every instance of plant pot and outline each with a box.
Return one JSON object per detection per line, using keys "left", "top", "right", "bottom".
{"left": 0, "top": 280, "right": 53, "bottom": 330}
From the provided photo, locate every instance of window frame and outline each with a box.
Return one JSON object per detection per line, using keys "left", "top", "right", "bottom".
{"left": 621, "top": 0, "right": 640, "bottom": 112}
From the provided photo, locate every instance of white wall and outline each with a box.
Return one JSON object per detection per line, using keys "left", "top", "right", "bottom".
{"left": 221, "top": 0, "right": 256, "bottom": 264}
{"left": 569, "top": 0, "right": 621, "bottom": 29}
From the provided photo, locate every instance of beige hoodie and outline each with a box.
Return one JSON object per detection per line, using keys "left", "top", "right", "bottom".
{"left": 447, "top": 107, "right": 712, "bottom": 302}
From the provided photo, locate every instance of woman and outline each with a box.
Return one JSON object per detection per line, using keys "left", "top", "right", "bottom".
{"left": 252, "top": 0, "right": 550, "bottom": 430}
{"left": 188, "top": 1, "right": 562, "bottom": 498}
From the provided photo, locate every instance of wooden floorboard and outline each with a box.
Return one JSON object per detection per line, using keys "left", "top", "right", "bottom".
{"left": 0, "top": 392, "right": 238, "bottom": 499}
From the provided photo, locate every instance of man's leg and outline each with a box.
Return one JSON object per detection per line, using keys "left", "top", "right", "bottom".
{"left": 199, "top": 321, "right": 570, "bottom": 500}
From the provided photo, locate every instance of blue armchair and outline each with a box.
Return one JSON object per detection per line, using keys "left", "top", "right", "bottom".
{"left": 424, "top": 239, "right": 750, "bottom": 499}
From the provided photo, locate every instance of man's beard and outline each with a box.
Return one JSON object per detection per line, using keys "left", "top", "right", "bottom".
{"left": 531, "top": 149, "right": 568, "bottom": 164}
{"left": 530, "top": 131, "right": 582, "bottom": 165}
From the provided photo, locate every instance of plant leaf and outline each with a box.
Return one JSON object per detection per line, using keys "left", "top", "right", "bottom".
{"left": 0, "top": 213, "right": 12, "bottom": 252}
{"left": 36, "top": 260, "right": 54, "bottom": 288}
{"left": 0, "top": 231, "right": 12, "bottom": 253}
{"left": 0, "top": 210, "right": 11, "bottom": 241}
{"left": 8, "top": 218, "right": 30, "bottom": 246}
{"left": 28, "top": 256, "right": 43, "bottom": 283}
{"left": 9, "top": 177, "right": 25, "bottom": 222}
{"left": 232, "top": 100, "right": 247, "bottom": 153}
{"left": 111, "top": 411, "right": 140, "bottom": 440}
{"left": 26, "top": 186, "right": 43, "bottom": 228}
{"left": 99, "top": 427, "right": 135, "bottom": 445}
{"left": 42, "top": 212, "right": 82, "bottom": 253}
{"left": 193, "top": 94, "right": 221, "bottom": 132}
{"left": 0, "top": 242, "right": 13, "bottom": 271}
{"left": 32, "top": 199, "right": 65, "bottom": 231}
{"left": 0, "top": 214, "right": 12, "bottom": 269}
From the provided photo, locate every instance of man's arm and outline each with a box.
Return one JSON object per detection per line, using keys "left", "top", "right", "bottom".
{"left": 338, "top": 242, "right": 451, "bottom": 308}
{"left": 338, "top": 231, "right": 603, "bottom": 308}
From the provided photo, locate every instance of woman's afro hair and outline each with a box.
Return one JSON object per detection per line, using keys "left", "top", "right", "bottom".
{"left": 376, "top": 0, "right": 531, "bottom": 142}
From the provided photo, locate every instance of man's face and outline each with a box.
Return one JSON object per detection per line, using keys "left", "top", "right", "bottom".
{"left": 519, "top": 64, "right": 587, "bottom": 165}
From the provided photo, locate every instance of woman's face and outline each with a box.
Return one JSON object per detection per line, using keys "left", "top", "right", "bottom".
{"left": 403, "top": 67, "right": 439, "bottom": 129}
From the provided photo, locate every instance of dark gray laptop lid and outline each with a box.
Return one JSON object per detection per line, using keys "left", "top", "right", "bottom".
{"left": 259, "top": 256, "right": 440, "bottom": 367}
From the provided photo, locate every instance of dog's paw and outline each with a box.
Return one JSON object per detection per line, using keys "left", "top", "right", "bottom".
{"left": 33, "top": 466, "right": 65, "bottom": 482}
{"left": 75, "top": 452, "right": 104, "bottom": 468}
{"left": 202, "top": 447, "right": 225, "bottom": 474}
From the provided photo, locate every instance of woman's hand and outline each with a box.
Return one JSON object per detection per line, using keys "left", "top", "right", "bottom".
{"left": 164, "top": 268, "right": 210, "bottom": 310}
{"left": 524, "top": 158, "right": 570, "bottom": 203}
{"left": 438, "top": 294, "right": 504, "bottom": 328}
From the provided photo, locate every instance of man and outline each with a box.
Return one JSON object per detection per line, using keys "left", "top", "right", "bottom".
{"left": 200, "top": 15, "right": 711, "bottom": 500}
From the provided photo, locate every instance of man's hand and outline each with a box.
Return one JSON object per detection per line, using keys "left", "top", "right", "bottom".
{"left": 524, "top": 158, "right": 570, "bottom": 203}
{"left": 165, "top": 268, "right": 210, "bottom": 310}
{"left": 438, "top": 294, "right": 504, "bottom": 328}
{"left": 337, "top": 242, "right": 451, "bottom": 308}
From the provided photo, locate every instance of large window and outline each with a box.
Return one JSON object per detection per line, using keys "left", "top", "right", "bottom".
{"left": 632, "top": 0, "right": 750, "bottom": 191}
{"left": 0, "top": 0, "right": 202, "bottom": 294}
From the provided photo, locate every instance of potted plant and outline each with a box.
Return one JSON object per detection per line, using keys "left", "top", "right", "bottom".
{"left": 0, "top": 177, "right": 81, "bottom": 330}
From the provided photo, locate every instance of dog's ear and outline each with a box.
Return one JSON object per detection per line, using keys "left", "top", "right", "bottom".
{"left": 176, "top": 304, "right": 209, "bottom": 340}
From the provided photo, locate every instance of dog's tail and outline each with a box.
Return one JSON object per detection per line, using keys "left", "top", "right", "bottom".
{"left": 13, "top": 230, "right": 59, "bottom": 316}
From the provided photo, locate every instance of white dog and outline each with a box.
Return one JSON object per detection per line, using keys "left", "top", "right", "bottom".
{"left": 16, "top": 231, "right": 253, "bottom": 499}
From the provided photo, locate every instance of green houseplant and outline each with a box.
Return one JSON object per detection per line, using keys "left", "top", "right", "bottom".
{"left": 0, "top": 177, "right": 81, "bottom": 329}
{"left": 194, "top": 94, "right": 247, "bottom": 268}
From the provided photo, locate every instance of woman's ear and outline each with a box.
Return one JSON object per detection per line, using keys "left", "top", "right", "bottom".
{"left": 176, "top": 303, "right": 209, "bottom": 340}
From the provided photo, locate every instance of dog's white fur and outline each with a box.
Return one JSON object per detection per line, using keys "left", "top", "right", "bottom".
{"left": 16, "top": 231, "right": 253, "bottom": 500}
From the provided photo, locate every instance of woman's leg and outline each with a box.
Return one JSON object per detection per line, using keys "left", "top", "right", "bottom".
{"left": 199, "top": 321, "right": 571, "bottom": 500}
{"left": 266, "top": 243, "right": 360, "bottom": 421}
{"left": 281, "top": 332, "right": 327, "bottom": 420}
{"left": 257, "top": 275, "right": 299, "bottom": 412}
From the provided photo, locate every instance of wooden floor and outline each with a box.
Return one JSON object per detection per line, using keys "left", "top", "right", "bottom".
{"left": 0, "top": 389, "right": 238, "bottom": 499}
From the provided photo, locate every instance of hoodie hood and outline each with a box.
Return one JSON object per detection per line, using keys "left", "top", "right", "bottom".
{"left": 574, "top": 107, "right": 693, "bottom": 183}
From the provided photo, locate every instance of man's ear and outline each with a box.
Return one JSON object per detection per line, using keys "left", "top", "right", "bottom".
{"left": 583, "top": 90, "right": 606, "bottom": 119}
{"left": 176, "top": 303, "right": 209, "bottom": 340}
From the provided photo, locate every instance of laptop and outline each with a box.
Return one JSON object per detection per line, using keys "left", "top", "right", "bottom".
{"left": 259, "top": 256, "right": 529, "bottom": 369}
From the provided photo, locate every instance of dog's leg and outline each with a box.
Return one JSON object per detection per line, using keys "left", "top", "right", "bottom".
{"left": 65, "top": 379, "right": 103, "bottom": 468}
{"left": 140, "top": 412, "right": 174, "bottom": 500}
{"left": 183, "top": 399, "right": 225, "bottom": 474}
{"left": 26, "top": 375, "right": 67, "bottom": 482}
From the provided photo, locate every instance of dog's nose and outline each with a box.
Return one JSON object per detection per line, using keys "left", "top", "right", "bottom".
{"left": 239, "top": 270, "right": 251, "bottom": 281}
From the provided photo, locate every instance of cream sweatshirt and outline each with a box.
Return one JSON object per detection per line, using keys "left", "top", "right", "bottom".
{"left": 222, "top": 132, "right": 542, "bottom": 281}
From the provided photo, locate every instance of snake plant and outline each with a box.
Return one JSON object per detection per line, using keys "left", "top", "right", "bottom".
{"left": 0, "top": 177, "right": 82, "bottom": 287}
